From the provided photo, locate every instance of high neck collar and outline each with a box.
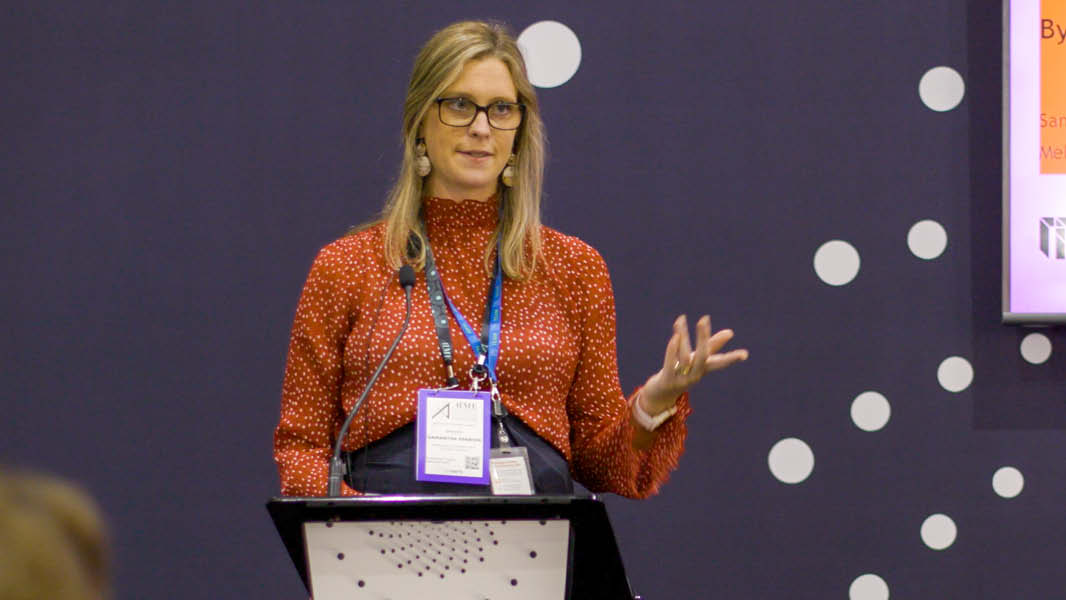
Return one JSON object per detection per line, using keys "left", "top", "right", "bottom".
{"left": 421, "top": 195, "right": 499, "bottom": 231}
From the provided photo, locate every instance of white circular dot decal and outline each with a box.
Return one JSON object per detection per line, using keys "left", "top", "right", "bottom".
{"left": 813, "top": 240, "right": 860, "bottom": 286}
{"left": 851, "top": 391, "right": 891, "bottom": 432}
{"left": 907, "top": 219, "right": 948, "bottom": 260}
{"left": 849, "top": 573, "right": 890, "bottom": 600}
{"left": 1020, "top": 333, "right": 1052, "bottom": 364}
{"left": 992, "top": 466, "right": 1024, "bottom": 498}
{"left": 937, "top": 356, "right": 973, "bottom": 392}
{"left": 768, "top": 438, "right": 814, "bottom": 484}
{"left": 919, "top": 66, "right": 965, "bottom": 112}
{"left": 517, "top": 21, "right": 582, "bottom": 88}
{"left": 920, "top": 513, "right": 957, "bottom": 550}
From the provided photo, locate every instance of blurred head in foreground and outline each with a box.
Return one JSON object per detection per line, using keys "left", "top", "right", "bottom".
{"left": 0, "top": 469, "right": 110, "bottom": 600}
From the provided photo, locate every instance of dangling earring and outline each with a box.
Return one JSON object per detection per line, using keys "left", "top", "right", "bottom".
{"left": 501, "top": 153, "right": 516, "bottom": 187}
{"left": 415, "top": 139, "right": 431, "bottom": 177}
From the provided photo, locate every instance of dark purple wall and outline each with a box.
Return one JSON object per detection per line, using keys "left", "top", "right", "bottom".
{"left": 4, "top": 2, "right": 1065, "bottom": 598}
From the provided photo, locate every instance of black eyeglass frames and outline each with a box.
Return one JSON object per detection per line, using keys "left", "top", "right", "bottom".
{"left": 435, "top": 97, "right": 525, "bottom": 130}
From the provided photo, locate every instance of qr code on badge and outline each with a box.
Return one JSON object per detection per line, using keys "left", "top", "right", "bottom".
{"left": 465, "top": 456, "right": 480, "bottom": 470}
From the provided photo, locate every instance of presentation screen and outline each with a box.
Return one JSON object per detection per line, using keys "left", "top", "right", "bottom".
{"left": 1004, "top": 0, "right": 1066, "bottom": 323}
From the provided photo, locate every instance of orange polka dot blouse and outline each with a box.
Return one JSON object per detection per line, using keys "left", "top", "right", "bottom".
{"left": 274, "top": 197, "right": 691, "bottom": 498}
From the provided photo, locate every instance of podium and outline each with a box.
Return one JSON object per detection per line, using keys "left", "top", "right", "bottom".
{"left": 267, "top": 495, "right": 636, "bottom": 599}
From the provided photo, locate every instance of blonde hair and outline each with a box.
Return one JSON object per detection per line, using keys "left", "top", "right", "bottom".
{"left": 0, "top": 469, "right": 111, "bottom": 600}
{"left": 377, "top": 20, "right": 546, "bottom": 280}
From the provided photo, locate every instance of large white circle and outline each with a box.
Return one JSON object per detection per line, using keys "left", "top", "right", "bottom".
{"left": 937, "top": 356, "right": 973, "bottom": 392}
{"left": 849, "top": 573, "right": 890, "bottom": 600}
{"left": 992, "top": 466, "right": 1024, "bottom": 498}
{"left": 851, "top": 391, "right": 891, "bottom": 432}
{"left": 919, "top": 66, "right": 965, "bottom": 112}
{"left": 920, "top": 513, "right": 957, "bottom": 550}
{"left": 517, "top": 21, "right": 582, "bottom": 88}
{"left": 768, "top": 438, "right": 814, "bottom": 484}
{"left": 813, "top": 240, "right": 861, "bottom": 286}
{"left": 1019, "top": 333, "right": 1052, "bottom": 364}
{"left": 907, "top": 219, "right": 948, "bottom": 260}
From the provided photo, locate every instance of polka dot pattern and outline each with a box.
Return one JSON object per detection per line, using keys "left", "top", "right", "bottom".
{"left": 274, "top": 197, "right": 690, "bottom": 498}
{"left": 907, "top": 219, "right": 948, "bottom": 260}
{"left": 1019, "top": 333, "right": 1052, "bottom": 364}
{"left": 936, "top": 356, "right": 973, "bottom": 392}
{"left": 920, "top": 513, "right": 957, "bottom": 550}
{"left": 768, "top": 437, "right": 814, "bottom": 484}
{"left": 918, "top": 66, "right": 965, "bottom": 112}
{"left": 849, "top": 573, "right": 889, "bottom": 600}
{"left": 851, "top": 391, "right": 891, "bottom": 432}
{"left": 992, "top": 466, "right": 1024, "bottom": 499}
{"left": 813, "top": 240, "right": 860, "bottom": 286}
{"left": 517, "top": 21, "right": 582, "bottom": 88}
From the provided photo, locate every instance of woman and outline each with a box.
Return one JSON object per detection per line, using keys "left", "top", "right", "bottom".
{"left": 273, "top": 20, "right": 747, "bottom": 498}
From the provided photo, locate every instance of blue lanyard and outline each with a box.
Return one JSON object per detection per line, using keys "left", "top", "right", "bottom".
{"left": 422, "top": 237, "right": 503, "bottom": 383}
{"left": 442, "top": 255, "right": 502, "bottom": 382}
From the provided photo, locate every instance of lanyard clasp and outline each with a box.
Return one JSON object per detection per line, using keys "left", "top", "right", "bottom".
{"left": 469, "top": 361, "right": 488, "bottom": 392}
{"left": 490, "top": 380, "right": 510, "bottom": 447}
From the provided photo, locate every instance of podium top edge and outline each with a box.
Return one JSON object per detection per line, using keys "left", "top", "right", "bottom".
{"left": 267, "top": 493, "right": 597, "bottom": 507}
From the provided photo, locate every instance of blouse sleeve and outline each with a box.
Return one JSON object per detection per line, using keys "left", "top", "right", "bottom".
{"left": 564, "top": 245, "right": 692, "bottom": 499}
{"left": 273, "top": 243, "right": 362, "bottom": 497}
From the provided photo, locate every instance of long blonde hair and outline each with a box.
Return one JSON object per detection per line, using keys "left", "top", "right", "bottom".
{"left": 377, "top": 20, "right": 546, "bottom": 280}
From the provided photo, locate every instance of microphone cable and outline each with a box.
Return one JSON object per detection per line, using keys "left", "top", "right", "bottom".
{"left": 327, "top": 265, "right": 416, "bottom": 496}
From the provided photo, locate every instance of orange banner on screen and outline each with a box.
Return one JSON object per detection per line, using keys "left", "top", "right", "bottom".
{"left": 1042, "top": 0, "right": 1066, "bottom": 173}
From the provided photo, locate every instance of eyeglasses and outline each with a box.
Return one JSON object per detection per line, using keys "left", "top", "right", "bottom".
{"left": 435, "top": 97, "right": 525, "bottom": 130}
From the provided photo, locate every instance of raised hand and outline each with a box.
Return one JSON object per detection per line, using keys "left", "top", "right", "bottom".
{"left": 640, "top": 314, "right": 748, "bottom": 415}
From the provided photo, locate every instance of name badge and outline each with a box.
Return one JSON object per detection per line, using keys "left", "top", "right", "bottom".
{"left": 490, "top": 446, "right": 534, "bottom": 495}
{"left": 415, "top": 389, "right": 490, "bottom": 485}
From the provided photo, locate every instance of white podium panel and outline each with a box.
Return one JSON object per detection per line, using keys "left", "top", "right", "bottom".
{"left": 304, "top": 519, "right": 570, "bottom": 599}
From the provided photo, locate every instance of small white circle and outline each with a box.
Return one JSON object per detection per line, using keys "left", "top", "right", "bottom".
{"left": 517, "top": 21, "right": 582, "bottom": 88}
{"left": 768, "top": 438, "right": 815, "bottom": 484}
{"left": 919, "top": 66, "right": 965, "bottom": 112}
{"left": 937, "top": 356, "right": 973, "bottom": 392}
{"left": 851, "top": 391, "right": 891, "bottom": 432}
{"left": 849, "top": 573, "right": 890, "bottom": 600}
{"left": 813, "top": 240, "right": 861, "bottom": 286}
{"left": 992, "top": 466, "right": 1024, "bottom": 498}
{"left": 920, "top": 513, "right": 957, "bottom": 550}
{"left": 907, "top": 219, "right": 948, "bottom": 260}
{"left": 1019, "top": 333, "right": 1052, "bottom": 364}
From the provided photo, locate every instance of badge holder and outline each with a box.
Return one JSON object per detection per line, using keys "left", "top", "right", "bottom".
{"left": 487, "top": 378, "right": 535, "bottom": 495}
{"left": 414, "top": 377, "right": 491, "bottom": 486}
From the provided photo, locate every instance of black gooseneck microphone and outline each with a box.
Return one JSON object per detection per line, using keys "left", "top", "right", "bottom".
{"left": 327, "top": 265, "right": 416, "bottom": 496}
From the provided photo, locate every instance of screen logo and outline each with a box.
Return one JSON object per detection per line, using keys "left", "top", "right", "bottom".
{"left": 1039, "top": 217, "right": 1066, "bottom": 258}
